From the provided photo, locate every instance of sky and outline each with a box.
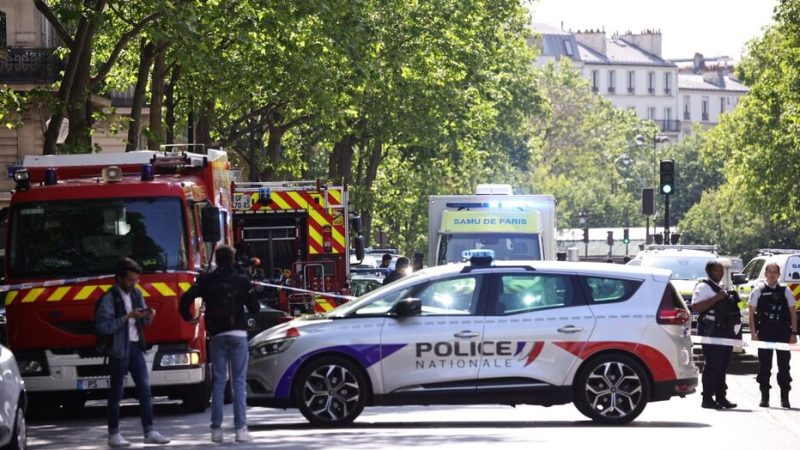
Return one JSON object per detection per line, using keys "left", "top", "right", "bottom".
{"left": 528, "top": 0, "right": 780, "bottom": 60}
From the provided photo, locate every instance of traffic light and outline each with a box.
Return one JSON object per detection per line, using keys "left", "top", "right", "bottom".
{"left": 582, "top": 226, "right": 589, "bottom": 243}
{"left": 641, "top": 188, "right": 654, "bottom": 215}
{"left": 659, "top": 160, "right": 675, "bottom": 195}
{"left": 623, "top": 228, "right": 630, "bottom": 244}
{"left": 607, "top": 231, "right": 614, "bottom": 246}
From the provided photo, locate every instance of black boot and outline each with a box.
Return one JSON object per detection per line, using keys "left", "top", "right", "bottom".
{"left": 781, "top": 390, "right": 790, "bottom": 409}
{"left": 716, "top": 396, "right": 737, "bottom": 409}
{"left": 760, "top": 387, "right": 770, "bottom": 407}
{"left": 701, "top": 395, "right": 720, "bottom": 409}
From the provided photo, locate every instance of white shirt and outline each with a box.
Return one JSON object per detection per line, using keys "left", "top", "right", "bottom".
{"left": 691, "top": 279, "right": 722, "bottom": 304}
{"left": 120, "top": 289, "right": 140, "bottom": 342}
{"left": 748, "top": 283, "right": 796, "bottom": 309}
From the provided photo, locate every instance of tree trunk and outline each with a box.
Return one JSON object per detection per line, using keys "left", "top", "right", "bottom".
{"left": 164, "top": 65, "right": 180, "bottom": 145}
{"left": 63, "top": 34, "right": 94, "bottom": 152}
{"left": 329, "top": 134, "right": 355, "bottom": 183}
{"left": 260, "top": 122, "right": 286, "bottom": 181}
{"left": 196, "top": 99, "right": 214, "bottom": 150}
{"left": 248, "top": 120, "right": 260, "bottom": 181}
{"left": 147, "top": 43, "right": 167, "bottom": 149}
{"left": 42, "top": 0, "right": 106, "bottom": 154}
{"left": 126, "top": 40, "right": 156, "bottom": 152}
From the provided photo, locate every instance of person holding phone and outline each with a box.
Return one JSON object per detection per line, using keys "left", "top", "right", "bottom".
{"left": 95, "top": 257, "right": 170, "bottom": 447}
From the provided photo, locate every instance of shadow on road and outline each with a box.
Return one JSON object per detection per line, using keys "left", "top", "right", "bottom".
{"left": 250, "top": 419, "right": 710, "bottom": 431}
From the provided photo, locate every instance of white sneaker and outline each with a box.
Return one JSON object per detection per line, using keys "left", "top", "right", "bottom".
{"left": 211, "top": 428, "right": 223, "bottom": 443}
{"left": 108, "top": 433, "right": 131, "bottom": 448}
{"left": 144, "top": 430, "right": 171, "bottom": 444}
{"left": 235, "top": 427, "right": 252, "bottom": 443}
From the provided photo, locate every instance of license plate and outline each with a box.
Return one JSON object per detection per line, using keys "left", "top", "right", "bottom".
{"left": 233, "top": 193, "right": 252, "bottom": 210}
{"left": 77, "top": 378, "right": 111, "bottom": 390}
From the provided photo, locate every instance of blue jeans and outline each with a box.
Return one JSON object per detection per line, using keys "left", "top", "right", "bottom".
{"left": 108, "top": 342, "right": 153, "bottom": 435}
{"left": 210, "top": 334, "right": 249, "bottom": 430}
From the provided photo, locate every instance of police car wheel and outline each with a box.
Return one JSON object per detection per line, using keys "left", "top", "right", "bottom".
{"left": 573, "top": 354, "right": 649, "bottom": 425}
{"left": 294, "top": 356, "right": 368, "bottom": 426}
{"left": 6, "top": 403, "right": 26, "bottom": 450}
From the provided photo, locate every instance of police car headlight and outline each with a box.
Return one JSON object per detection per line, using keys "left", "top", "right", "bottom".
{"left": 250, "top": 338, "right": 294, "bottom": 359}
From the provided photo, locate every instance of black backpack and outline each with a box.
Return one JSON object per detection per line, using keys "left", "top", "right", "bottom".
{"left": 201, "top": 271, "right": 243, "bottom": 336}
{"left": 94, "top": 289, "right": 124, "bottom": 357}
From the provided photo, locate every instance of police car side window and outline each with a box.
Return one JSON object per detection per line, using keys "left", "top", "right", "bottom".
{"left": 584, "top": 276, "right": 642, "bottom": 303}
{"left": 354, "top": 287, "right": 414, "bottom": 315}
{"left": 746, "top": 259, "right": 765, "bottom": 280}
{"left": 495, "top": 274, "right": 572, "bottom": 315}
{"left": 413, "top": 276, "right": 480, "bottom": 316}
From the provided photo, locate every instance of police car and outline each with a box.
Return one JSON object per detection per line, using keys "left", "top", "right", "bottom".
{"left": 246, "top": 251, "right": 698, "bottom": 425}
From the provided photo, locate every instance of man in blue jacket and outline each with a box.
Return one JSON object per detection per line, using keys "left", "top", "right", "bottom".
{"left": 96, "top": 257, "right": 170, "bottom": 447}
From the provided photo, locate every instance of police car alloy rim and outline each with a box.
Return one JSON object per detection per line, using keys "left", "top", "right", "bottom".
{"left": 300, "top": 363, "right": 362, "bottom": 422}
{"left": 584, "top": 361, "right": 644, "bottom": 419}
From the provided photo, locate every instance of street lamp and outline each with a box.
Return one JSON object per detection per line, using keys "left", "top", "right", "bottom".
{"left": 635, "top": 132, "right": 669, "bottom": 242}
{"left": 578, "top": 209, "right": 588, "bottom": 261}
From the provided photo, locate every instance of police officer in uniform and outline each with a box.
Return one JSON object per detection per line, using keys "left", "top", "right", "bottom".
{"left": 748, "top": 262, "right": 797, "bottom": 408}
{"left": 691, "top": 260, "right": 741, "bottom": 409}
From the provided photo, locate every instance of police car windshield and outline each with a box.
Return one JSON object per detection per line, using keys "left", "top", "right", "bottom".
{"left": 439, "top": 233, "right": 541, "bottom": 264}
{"left": 8, "top": 197, "right": 186, "bottom": 278}
{"left": 639, "top": 256, "right": 710, "bottom": 280}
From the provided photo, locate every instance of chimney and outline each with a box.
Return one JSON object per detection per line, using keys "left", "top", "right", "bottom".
{"left": 574, "top": 28, "right": 606, "bottom": 55}
{"left": 619, "top": 29, "right": 662, "bottom": 57}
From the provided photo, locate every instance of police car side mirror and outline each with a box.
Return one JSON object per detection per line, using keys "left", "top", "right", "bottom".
{"left": 732, "top": 273, "right": 748, "bottom": 286}
{"left": 393, "top": 298, "right": 421, "bottom": 317}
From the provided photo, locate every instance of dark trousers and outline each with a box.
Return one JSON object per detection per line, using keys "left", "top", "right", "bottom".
{"left": 108, "top": 341, "right": 154, "bottom": 435}
{"left": 699, "top": 321, "right": 735, "bottom": 399}
{"left": 756, "top": 323, "right": 793, "bottom": 392}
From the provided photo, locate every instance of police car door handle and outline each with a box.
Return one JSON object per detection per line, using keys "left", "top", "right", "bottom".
{"left": 557, "top": 325, "right": 583, "bottom": 334}
{"left": 454, "top": 331, "right": 480, "bottom": 338}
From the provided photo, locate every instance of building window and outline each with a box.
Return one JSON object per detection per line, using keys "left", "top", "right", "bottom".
{"left": 664, "top": 72, "right": 672, "bottom": 95}
{"left": 720, "top": 97, "right": 725, "bottom": 114}
{"left": 0, "top": 10, "right": 7, "bottom": 49}
{"left": 592, "top": 70, "right": 599, "bottom": 93}
{"left": 564, "top": 40, "right": 574, "bottom": 56}
{"left": 648, "top": 107, "right": 656, "bottom": 120}
{"left": 664, "top": 108, "right": 672, "bottom": 130}
{"left": 627, "top": 71, "right": 635, "bottom": 94}
{"left": 648, "top": 71, "right": 655, "bottom": 94}
{"left": 608, "top": 70, "right": 616, "bottom": 93}
{"left": 683, "top": 96, "right": 690, "bottom": 120}
{"left": 702, "top": 96, "right": 709, "bottom": 121}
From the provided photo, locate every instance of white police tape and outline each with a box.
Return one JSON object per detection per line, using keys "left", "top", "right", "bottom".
{"left": 251, "top": 280, "right": 357, "bottom": 301}
{"left": 691, "top": 335, "right": 800, "bottom": 352}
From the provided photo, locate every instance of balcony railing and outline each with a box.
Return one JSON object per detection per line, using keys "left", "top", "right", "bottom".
{"left": 683, "top": 111, "right": 690, "bottom": 120}
{"left": 655, "top": 120, "right": 681, "bottom": 132}
{"left": 702, "top": 113, "right": 709, "bottom": 121}
{"left": 0, "top": 48, "right": 62, "bottom": 84}
{"left": 591, "top": 86, "right": 599, "bottom": 93}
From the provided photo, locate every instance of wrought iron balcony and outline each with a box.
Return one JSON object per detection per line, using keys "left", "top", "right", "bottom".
{"left": 0, "top": 48, "right": 62, "bottom": 84}
{"left": 656, "top": 120, "right": 681, "bottom": 132}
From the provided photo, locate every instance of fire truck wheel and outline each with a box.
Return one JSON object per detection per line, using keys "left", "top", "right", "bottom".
{"left": 294, "top": 356, "right": 368, "bottom": 426}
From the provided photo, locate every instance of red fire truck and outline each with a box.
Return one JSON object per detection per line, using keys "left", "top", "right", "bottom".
{"left": 232, "top": 181, "right": 363, "bottom": 316}
{"left": 3, "top": 149, "right": 230, "bottom": 413}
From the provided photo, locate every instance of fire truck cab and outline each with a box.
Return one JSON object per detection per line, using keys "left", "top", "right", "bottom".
{"left": 232, "top": 181, "right": 362, "bottom": 315}
{"left": 3, "top": 149, "right": 230, "bottom": 413}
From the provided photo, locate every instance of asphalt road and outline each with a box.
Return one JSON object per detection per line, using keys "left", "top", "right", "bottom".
{"left": 27, "top": 347, "right": 800, "bottom": 450}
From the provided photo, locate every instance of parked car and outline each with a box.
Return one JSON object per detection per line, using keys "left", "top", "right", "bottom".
{"left": 247, "top": 254, "right": 697, "bottom": 425}
{"left": 627, "top": 245, "right": 747, "bottom": 336}
{"left": 0, "top": 344, "right": 26, "bottom": 450}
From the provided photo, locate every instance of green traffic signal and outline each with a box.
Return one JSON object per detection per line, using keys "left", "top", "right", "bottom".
{"left": 659, "top": 160, "right": 675, "bottom": 196}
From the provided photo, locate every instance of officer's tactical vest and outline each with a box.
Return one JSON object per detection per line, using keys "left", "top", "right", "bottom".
{"left": 756, "top": 283, "right": 790, "bottom": 326}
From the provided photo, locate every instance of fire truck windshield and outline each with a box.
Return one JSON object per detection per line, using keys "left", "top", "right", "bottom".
{"left": 438, "top": 233, "right": 542, "bottom": 265}
{"left": 8, "top": 197, "right": 186, "bottom": 278}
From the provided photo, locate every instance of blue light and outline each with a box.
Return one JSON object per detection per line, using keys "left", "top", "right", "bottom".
{"left": 44, "top": 168, "right": 58, "bottom": 185}
{"left": 141, "top": 163, "right": 154, "bottom": 181}
{"left": 445, "top": 202, "right": 489, "bottom": 209}
{"left": 259, "top": 187, "right": 271, "bottom": 202}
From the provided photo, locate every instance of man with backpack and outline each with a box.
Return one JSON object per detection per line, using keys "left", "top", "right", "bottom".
{"left": 180, "top": 245, "right": 260, "bottom": 443}
{"left": 95, "top": 257, "right": 170, "bottom": 447}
